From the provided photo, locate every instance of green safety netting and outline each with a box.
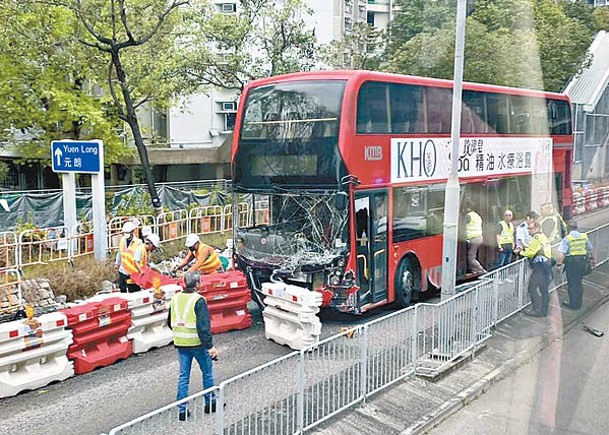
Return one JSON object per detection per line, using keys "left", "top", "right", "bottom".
{"left": 0, "top": 185, "right": 231, "bottom": 232}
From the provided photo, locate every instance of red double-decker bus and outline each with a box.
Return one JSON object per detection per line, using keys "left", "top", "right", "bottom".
{"left": 231, "top": 70, "right": 573, "bottom": 313}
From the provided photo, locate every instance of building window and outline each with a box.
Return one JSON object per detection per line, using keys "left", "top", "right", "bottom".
{"left": 219, "top": 3, "right": 236, "bottom": 14}
{"left": 224, "top": 112, "right": 236, "bottom": 132}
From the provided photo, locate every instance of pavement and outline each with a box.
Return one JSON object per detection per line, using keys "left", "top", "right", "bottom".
{"left": 312, "top": 262, "right": 609, "bottom": 435}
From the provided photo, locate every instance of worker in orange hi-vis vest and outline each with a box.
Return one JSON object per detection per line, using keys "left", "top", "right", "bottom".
{"left": 174, "top": 234, "right": 223, "bottom": 275}
{"left": 114, "top": 221, "right": 142, "bottom": 293}
{"left": 134, "top": 233, "right": 161, "bottom": 274}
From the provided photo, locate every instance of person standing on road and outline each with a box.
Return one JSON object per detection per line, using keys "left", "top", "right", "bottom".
{"left": 464, "top": 202, "right": 487, "bottom": 275}
{"left": 540, "top": 202, "right": 567, "bottom": 244}
{"left": 167, "top": 271, "right": 218, "bottom": 421}
{"left": 496, "top": 209, "right": 515, "bottom": 268}
{"left": 174, "top": 234, "right": 223, "bottom": 275}
{"left": 515, "top": 222, "right": 552, "bottom": 317}
{"left": 556, "top": 220, "right": 595, "bottom": 310}
{"left": 114, "top": 221, "right": 142, "bottom": 293}
{"left": 515, "top": 211, "right": 538, "bottom": 249}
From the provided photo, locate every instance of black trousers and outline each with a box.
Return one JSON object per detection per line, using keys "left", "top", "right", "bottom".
{"left": 565, "top": 255, "right": 587, "bottom": 309}
{"left": 528, "top": 261, "right": 552, "bottom": 316}
{"left": 118, "top": 272, "right": 141, "bottom": 293}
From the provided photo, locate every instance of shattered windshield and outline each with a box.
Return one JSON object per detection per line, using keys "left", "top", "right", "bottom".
{"left": 236, "top": 193, "right": 349, "bottom": 271}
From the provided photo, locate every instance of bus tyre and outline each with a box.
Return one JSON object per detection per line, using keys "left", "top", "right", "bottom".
{"left": 396, "top": 259, "right": 417, "bottom": 308}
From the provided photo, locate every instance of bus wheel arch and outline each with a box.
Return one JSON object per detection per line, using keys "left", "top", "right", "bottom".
{"left": 395, "top": 254, "right": 421, "bottom": 308}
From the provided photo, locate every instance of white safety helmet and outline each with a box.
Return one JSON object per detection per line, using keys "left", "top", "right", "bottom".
{"left": 141, "top": 225, "right": 152, "bottom": 237}
{"left": 121, "top": 221, "right": 136, "bottom": 233}
{"left": 185, "top": 233, "right": 200, "bottom": 248}
{"left": 146, "top": 233, "right": 160, "bottom": 248}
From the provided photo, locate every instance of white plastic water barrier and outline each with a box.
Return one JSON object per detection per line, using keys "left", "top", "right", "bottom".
{"left": 0, "top": 312, "right": 74, "bottom": 398}
{"left": 261, "top": 282, "right": 323, "bottom": 350}
{"left": 89, "top": 284, "right": 181, "bottom": 353}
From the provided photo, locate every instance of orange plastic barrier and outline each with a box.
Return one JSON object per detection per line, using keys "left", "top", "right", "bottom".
{"left": 61, "top": 297, "right": 132, "bottom": 374}
{"left": 198, "top": 270, "right": 252, "bottom": 334}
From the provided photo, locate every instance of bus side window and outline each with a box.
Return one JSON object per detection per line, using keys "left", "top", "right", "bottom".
{"left": 390, "top": 83, "right": 423, "bottom": 133}
{"left": 357, "top": 82, "right": 389, "bottom": 134}
{"left": 425, "top": 88, "right": 451, "bottom": 134}
{"left": 393, "top": 187, "right": 427, "bottom": 242}
{"left": 463, "top": 90, "right": 489, "bottom": 134}
{"left": 487, "top": 93, "right": 510, "bottom": 134}
{"left": 426, "top": 185, "right": 445, "bottom": 236}
{"left": 510, "top": 95, "right": 532, "bottom": 134}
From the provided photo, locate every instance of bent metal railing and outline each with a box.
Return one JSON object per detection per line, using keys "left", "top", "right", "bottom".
{"left": 101, "top": 221, "right": 609, "bottom": 435}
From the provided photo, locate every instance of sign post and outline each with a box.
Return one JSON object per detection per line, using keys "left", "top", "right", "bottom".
{"left": 52, "top": 140, "right": 107, "bottom": 260}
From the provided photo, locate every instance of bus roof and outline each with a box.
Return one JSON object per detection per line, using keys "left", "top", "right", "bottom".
{"left": 243, "top": 70, "right": 570, "bottom": 102}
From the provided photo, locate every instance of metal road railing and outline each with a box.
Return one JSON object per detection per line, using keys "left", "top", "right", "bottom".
{"left": 105, "top": 221, "right": 609, "bottom": 435}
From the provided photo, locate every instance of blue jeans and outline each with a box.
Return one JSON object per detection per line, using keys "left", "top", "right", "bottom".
{"left": 177, "top": 346, "right": 215, "bottom": 412}
{"left": 497, "top": 245, "right": 513, "bottom": 268}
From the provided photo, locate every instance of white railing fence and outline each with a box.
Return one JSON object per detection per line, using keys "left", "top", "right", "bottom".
{"left": 105, "top": 221, "right": 609, "bottom": 435}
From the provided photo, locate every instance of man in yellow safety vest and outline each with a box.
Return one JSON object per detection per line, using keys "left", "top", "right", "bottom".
{"left": 516, "top": 222, "right": 552, "bottom": 317}
{"left": 496, "top": 209, "right": 515, "bottom": 268}
{"left": 463, "top": 202, "right": 487, "bottom": 275}
{"left": 539, "top": 202, "right": 567, "bottom": 244}
{"left": 114, "top": 221, "right": 142, "bottom": 293}
{"left": 167, "top": 271, "right": 218, "bottom": 421}
{"left": 556, "top": 220, "right": 595, "bottom": 310}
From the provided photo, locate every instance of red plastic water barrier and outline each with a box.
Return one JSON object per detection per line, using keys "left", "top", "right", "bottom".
{"left": 198, "top": 270, "right": 252, "bottom": 334}
{"left": 61, "top": 297, "right": 132, "bottom": 374}
{"left": 130, "top": 267, "right": 179, "bottom": 289}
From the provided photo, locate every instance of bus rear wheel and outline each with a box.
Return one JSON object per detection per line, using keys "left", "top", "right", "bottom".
{"left": 396, "top": 258, "right": 417, "bottom": 308}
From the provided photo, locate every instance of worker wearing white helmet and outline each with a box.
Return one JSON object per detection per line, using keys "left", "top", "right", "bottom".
{"left": 174, "top": 233, "right": 222, "bottom": 275}
{"left": 114, "top": 220, "right": 142, "bottom": 292}
{"left": 134, "top": 233, "right": 161, "bottom": 275}
{"left": 141, "top": 225, "right": 153, "bottom": 239}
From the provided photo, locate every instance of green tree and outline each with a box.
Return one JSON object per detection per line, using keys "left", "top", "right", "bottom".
{"left": 45, "top": 0, "right": 201, "bottom": 212}
{"left": 181, "top": 0, "right": 316, "bottom": 93}
{"left": 319, "top": 22, "right": 384, "bottom": 70}
{"left": 0, "top": 1, "right": 129, "bottom": 165}
{"left": 385, "top": 0, "right": 596, "bottom": 92}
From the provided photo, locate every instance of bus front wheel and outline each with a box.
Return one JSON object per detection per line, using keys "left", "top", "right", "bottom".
{"left": 396, "top": 258, "right": 418, "bottom": 308}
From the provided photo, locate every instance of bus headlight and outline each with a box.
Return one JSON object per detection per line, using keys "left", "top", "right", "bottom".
{"left": 329, "top": 275, "right": 341, "bottom": 286}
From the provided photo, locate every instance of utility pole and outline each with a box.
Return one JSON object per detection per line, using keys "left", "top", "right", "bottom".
{"left": 441, "top": 0, "right": 468, "bottom": 300}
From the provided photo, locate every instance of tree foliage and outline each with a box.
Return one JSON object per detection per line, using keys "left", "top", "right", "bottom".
{"left": 386, "top": 0, "right": 598, "bottom": 92}
{"left": 181, "top": 0, "right": 316, "bottom": 93}
{"left": 319, "top": 22, "right": 384, "bottom": 70}
{"left": 45, "top": 0, "right": 201, "bottom": 210}
{"left": 0, "top": 1, "right": 128, "bottom": 164}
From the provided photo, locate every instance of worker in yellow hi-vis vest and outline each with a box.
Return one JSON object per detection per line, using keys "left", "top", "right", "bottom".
{"left": 556, "top": 220, "right": 595, "bottom": 310}
{"left": 463, "top": 202, "right": 487, "bottom": 275}
{"left": 167, "top": 272, "right": 218, "bottom": 421}
{"left": 496, "top": 209, "right": 515, "bottom": 268}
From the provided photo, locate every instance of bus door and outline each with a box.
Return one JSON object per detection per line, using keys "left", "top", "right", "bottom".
{"left": 354, "top": 191, "right": 388, "bottom": 305}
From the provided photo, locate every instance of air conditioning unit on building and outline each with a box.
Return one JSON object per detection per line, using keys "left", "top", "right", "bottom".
{"left": 221, "top": 102, "right": 237, "bottom": 112}
{"left": 221, "top": 3, "right": 236, "bottom": 13}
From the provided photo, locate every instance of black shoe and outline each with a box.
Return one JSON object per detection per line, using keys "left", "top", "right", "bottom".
{"left": 524, "top": 309, "right": 544, "bottom": 318}
{"left": 562, "top": 301, "right": 575, "bottom": 310}
{"left": 178, "top": 410, "right": 191, "bottom": 421}
{"left": 204, "top": 402, "right": 227, "bottom": 414}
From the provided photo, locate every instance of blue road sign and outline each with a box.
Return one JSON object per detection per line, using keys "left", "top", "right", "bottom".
{"left": 51, "top": 140, "right": 101, "bottom": 173}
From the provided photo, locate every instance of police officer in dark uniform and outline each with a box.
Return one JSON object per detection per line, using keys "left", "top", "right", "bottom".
{"left": 556, "top": 220, "right": 594, "bottom": 310}
{"left": 515, "top": 222, "right": 552, "bottom": 317}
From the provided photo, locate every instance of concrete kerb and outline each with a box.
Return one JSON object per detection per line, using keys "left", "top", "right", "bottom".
{"left": 401, "top": 277, "right": 609, "bottom": 435}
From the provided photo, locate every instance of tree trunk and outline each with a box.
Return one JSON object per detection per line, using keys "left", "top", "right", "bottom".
{"left": 111, "top": 50, "right": 162, "bottom": 213}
